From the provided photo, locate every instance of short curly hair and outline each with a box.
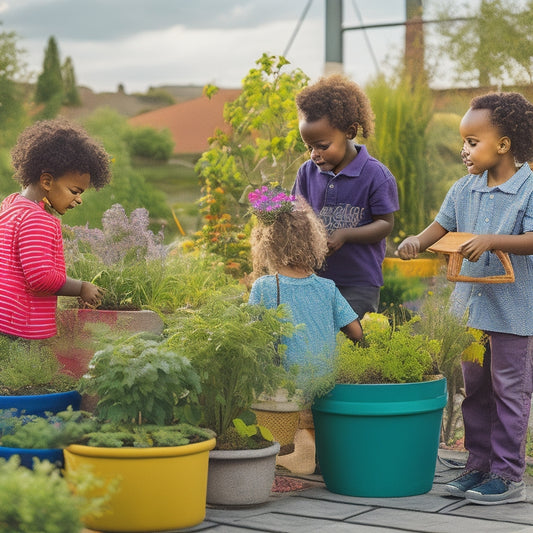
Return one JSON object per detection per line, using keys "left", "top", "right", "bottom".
{"left": 11, "top": 119, "right": 112, "bottom": 189}
{"left": 470, "top": 92, "right": 533, "bottom": 163}
{"left": 295, "top": 74, "right": 375, "bottom": 138}
{"left": 250, "top": 199, "right": 328, "bottom": 278}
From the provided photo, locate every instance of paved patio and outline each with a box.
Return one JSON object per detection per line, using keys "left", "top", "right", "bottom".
{"left": 178, "top": 449, "right": 533, "bottom": 533}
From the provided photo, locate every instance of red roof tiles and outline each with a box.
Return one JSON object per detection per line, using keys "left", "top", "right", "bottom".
{"left": 128, "top": 88, "right": 241, "bottom": 155}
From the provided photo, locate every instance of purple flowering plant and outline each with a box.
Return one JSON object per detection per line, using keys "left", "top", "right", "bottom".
{"left": 62, "top": 204, "right": 171, "bottom": 311}
{"left": 248, "top": 185, "right": 296, "bottom": 225}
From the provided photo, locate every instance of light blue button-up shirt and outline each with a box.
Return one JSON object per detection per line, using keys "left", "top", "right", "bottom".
{"left": 435, "top": 163, "right": 533, "bottom": 336}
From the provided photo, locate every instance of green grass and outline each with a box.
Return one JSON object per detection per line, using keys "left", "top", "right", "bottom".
{"left": 134, "top": 156, "right": 202, "bottom": 237}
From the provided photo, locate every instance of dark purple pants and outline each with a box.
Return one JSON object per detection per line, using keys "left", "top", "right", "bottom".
{"left": 462, "top": 332, "right": 533, "bottom": 481}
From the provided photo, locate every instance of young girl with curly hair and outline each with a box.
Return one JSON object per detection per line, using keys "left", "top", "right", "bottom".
{"left": 397, "top": 92, "right": 533, "bottom": 505}
{"left": 248, "top": 186, "right": 362, "bottom": 370}
{"left": 292, "top": 74, "right": 399, "bottom": 318}
{"left": 248, "top": 186, "right": 362, "bottom": 474}
{"left": 0, "top": 119, "right": 112, "bottom": 339}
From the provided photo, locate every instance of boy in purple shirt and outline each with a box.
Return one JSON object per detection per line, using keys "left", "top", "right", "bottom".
{"left": 292, "top": 74, "right": 399, "bottom": 317}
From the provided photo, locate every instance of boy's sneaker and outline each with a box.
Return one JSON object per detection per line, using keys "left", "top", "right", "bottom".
{"left": 445, "top": 470, "right": 488, "bottom": 497}
{"left": 465, "top": 475, "right": 526, "bottom": 505}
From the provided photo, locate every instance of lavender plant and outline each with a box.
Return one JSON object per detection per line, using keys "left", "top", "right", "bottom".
{"left": 63, "top": 204, "right": 170, "bottom": 311}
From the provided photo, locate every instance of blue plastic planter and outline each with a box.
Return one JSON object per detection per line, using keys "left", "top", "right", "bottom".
{"left": 0, "top": 390, "right": 81, "bottom": 416}
{"left": 312, "top": 378, "right": 447, "bottom": 497}
{"left": 0, "top": 446, "right": 64, "bottom": 469}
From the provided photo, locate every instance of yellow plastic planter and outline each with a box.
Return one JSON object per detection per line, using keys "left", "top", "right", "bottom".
{"left": 64, "top": 438, "right": 216, "bottom": 532}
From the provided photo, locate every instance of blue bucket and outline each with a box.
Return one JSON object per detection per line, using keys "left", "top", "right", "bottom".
{"left": 312, "top": 378, "right": 447, "bottom": 497}
{"left": 0, "top": 390, "right": 81, "bottom": 416}
{"left": 0, "top": 446, "right": 64, "bottom": 469}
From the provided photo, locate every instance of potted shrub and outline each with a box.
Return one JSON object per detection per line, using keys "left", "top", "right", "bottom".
{"left": 63, "top": 334, "right": 216, "bottom": 532}
{"left": 311, "top": 313, "right": 448, "bottom": 498}
{"left": 0, "top": 336, "right": 80, "bottom": 415}
{"left": 167, "top": 294, "right": 294, "bottom": 506}
{"left": 0, "top": 407, "right": 95, "bottom": 468}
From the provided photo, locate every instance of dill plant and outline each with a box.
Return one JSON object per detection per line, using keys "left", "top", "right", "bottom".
{"left": 167, "top": 295, "right": 294, "bottom": 439}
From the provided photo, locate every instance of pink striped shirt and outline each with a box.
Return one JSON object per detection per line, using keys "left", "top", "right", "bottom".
{"left": 0, "top": 193, "right": 66, "bottom": 338}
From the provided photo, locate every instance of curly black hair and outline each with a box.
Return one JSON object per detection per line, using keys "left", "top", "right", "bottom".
{"left": 295, "top": 74, "right": 375, "bottom": 138}
{"left": 11, "top": 119, "right": 112, "bottom": 189}
{"left": 470, "top": 92, "right": 533, "bottom": 163}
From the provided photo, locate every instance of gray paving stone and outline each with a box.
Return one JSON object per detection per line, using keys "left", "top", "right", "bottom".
{"left": 448, "top": 500, "right": 533, "bottom": 526}
{"left": 346, "top": 507, "right": 527, "bottom": 532}
{"left": 298, "top": 486, "right": 455, "bottom": 512}
{"left": 219, "top": 511, "right": 406, "bottom": 532}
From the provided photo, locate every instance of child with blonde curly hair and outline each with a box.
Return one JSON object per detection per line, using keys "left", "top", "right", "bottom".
{"left": 248, "top": 185, "right": 362, "bottom": 474}
{"left": 248, "top": 185, "right": 362, "bottom": 370}
{"left": 293, "top": 74, "right": 399, "bottom": 318}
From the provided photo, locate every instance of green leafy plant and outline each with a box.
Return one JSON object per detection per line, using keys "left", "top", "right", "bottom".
{"left": 215, "top": 414, "right": 274, "bottom": 451}
{"left": 63, "top": 203, "right": 244, "bottom": 313}
{"left": 167, "top": 295, "right": 294, "bottom": 445}
{"left": 0, "top": 456, "right": 84, "bottom": 532}
{"left": 0, "top": 408, "right": 95, "bottom": 449}
{"left": 77, "top": 333, "right": 214, "bottom": 447}
{"left": 0, "top": 455, "right": 116, "bottom": 532}
{"left": 79, "top": 334, "right": 200, "bottom": 427}
{"left": 192, "top": 54, "right": 309, "bottom": 274}
{"left": 0, "top": 336, "right": 77, "bottom": 395}
{"left": 335, "top": 313, "right": 440, "bottom": 386}
{"left": 81, "top": 422, "right": 214, "bottom": 448}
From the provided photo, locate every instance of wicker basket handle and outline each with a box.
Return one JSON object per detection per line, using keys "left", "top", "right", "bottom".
{"left": 428, "top": 232, "right": 515, "bottom": 284}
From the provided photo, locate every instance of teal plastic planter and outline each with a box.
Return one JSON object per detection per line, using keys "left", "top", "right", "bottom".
{"left": 312, "top": 378, "right": 447, "bottom": 497}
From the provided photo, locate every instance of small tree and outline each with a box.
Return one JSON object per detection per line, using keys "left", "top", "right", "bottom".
{"left": 62, "top": 56, "right": 81, "bottom": 106}
{"left": 0, "top": 28, "right": 29, "bottom": 147}
{"left": 430, "top": 0, "right": 525, "bottom": 86}
{"left": 126, "top": 126, "right": 174, "bottom": 161}
{"left": 34, "top": 36, "right": 64, "bottom": 117}
{"left": 192, "top": 54, "right": 309, "bottom": 273}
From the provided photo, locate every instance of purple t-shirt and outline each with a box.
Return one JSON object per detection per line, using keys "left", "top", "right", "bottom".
{"left": 292, "top": 145, "right": 399, "bottom": 287}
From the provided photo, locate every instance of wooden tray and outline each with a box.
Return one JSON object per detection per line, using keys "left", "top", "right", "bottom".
{"left": 428, "top": 232, "right": 514, "bottom": 283}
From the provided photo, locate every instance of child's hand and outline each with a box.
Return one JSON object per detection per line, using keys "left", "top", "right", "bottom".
{"left": 396, "top": 236, "right": 420, "bottom": 259}
{"left": 326, "top": 229, "right": 349, "bottom": 255}
{"left": 459, "top": 234, "right": 494, "bottom": 262}
{"left": 79, "top": 281, "right": 103, "bottom": 308}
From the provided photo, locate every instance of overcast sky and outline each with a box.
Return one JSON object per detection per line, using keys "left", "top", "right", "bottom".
{"left": 0, "top": 0, "right": 468, "bottom": 94}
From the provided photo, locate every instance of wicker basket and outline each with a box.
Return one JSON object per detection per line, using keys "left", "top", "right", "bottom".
{"left": 252, "top": 409, "right": 300, "bottom": 447}
{"left": 251, "top": 389, "right": 301, "bottom": 452}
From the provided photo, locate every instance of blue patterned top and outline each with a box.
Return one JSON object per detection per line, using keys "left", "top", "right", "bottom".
{"left": 248, "top": 274, "right": 358, "bottom": 373}
{"left": 435, "top": 163, "right": 533, "bottom": 335}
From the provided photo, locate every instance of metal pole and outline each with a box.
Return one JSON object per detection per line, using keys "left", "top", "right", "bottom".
{"left": 325, "top": 0, "right": 343, "bottom": 76}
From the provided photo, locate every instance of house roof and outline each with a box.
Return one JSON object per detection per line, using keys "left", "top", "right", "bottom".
{"left": 128, "top": 88, "right": 241, "bottom": 155}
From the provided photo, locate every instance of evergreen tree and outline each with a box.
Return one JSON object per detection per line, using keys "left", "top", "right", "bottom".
{"left": 62, "top": 56, "right": 81, "bottom": 106}
{"left": 0, "top": 29, "right": 28, "bottom": 146}
{"left": 34, "top": 36, "right": 63, "bottom": 117}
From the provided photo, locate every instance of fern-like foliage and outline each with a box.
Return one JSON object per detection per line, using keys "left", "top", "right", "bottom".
{"left": 79, "top": 334, "right": 201, "bottom": 426}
